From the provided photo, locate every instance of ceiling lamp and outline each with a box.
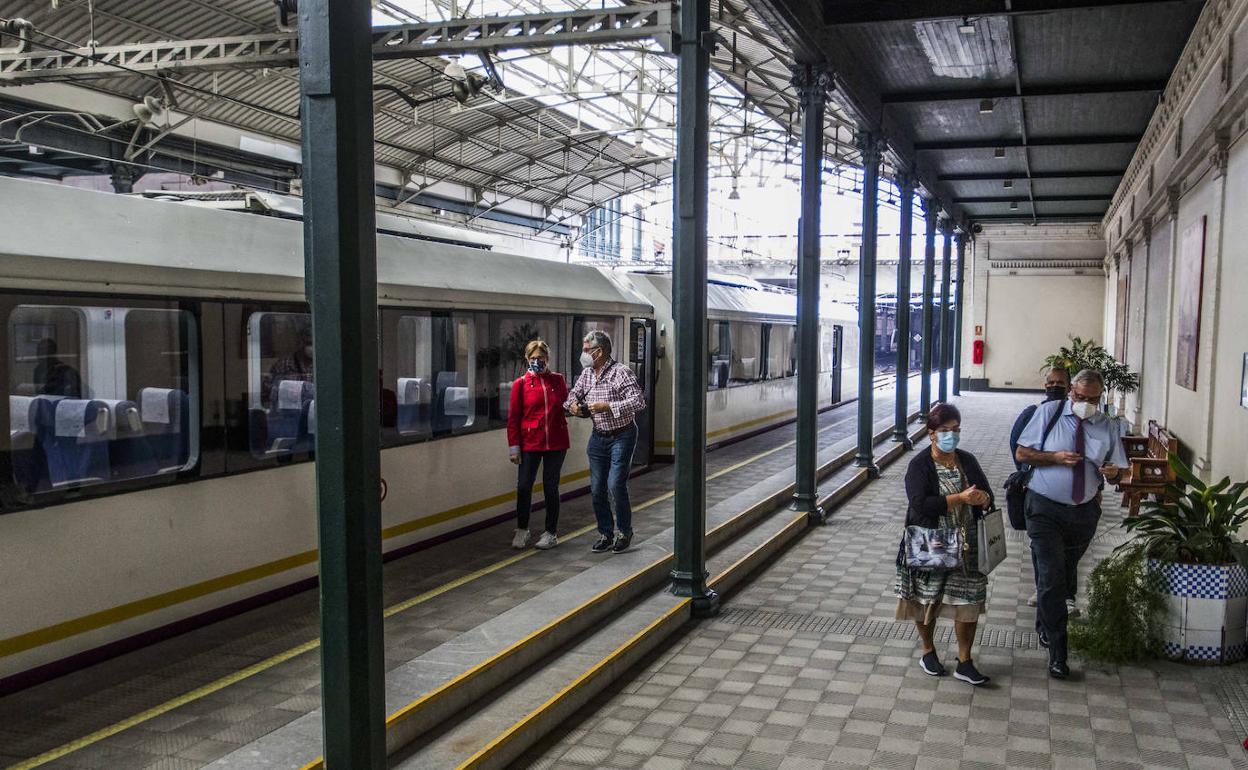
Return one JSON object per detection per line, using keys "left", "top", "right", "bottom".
{"left": 444, "top": 58, "right": 467, "bottom": 82}
{"left": 631, "top": 137, "right": 647, "bottom": 158}
{"left": 979, "top": 99, "right": 994, "bottom": 115}
{"left": 993, "top": 147, "right": 1006, "bottom": 159}
{"left": 1003, "top": 179, "right": 1014, "bottom": 189}
{"left": 132, "top": 96, "right": 165, "bottom": 126}
{"left": 958, "top": 17, "right": 976, "bottom": 35}
{"left": 728, "top": 184, "right": 740, "bottom": 201}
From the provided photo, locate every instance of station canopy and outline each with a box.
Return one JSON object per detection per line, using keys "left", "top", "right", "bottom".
{"left": 0, "top": 0, "right": 889, "bottom": 224}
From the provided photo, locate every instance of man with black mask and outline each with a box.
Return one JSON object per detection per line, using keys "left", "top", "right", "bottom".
{"left": 1009, "top": 367, "right": 1073, "bottom": 612}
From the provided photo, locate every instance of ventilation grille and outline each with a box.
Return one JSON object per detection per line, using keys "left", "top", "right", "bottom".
{"left": 989, "top": 259, "right": 1106, "bottom": 271}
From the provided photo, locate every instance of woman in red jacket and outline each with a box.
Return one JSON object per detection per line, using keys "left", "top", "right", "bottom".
{"left": 507, "top": 339, "right": 570, "bottom": 550}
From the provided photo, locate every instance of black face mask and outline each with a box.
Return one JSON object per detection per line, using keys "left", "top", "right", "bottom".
{"left": 1044, "top": 385, "right": 1068, "bottom": 402}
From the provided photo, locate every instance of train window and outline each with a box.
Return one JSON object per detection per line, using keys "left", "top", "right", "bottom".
{"left": 247, "top": 312, "right": 315, "bottom": 457}
{"left": 707, "top": 321, "right": 730, "bottom": 390}
{"left": 431, "top": 313, "right": 485, "bottom": 437}
{"left": 729, "top": 322, "right": 762, "bottom": 383}
{"left": 492, "top": 314, "right": 560, "bottom": 422}
{"left": 7, "top": 304, "right": 198, "bottom": 493}
{"left": 765, "top": 324, "right": 796, "bottom": 379}
{"left": 391, "top": 313, "right": 434, "bottom": 439}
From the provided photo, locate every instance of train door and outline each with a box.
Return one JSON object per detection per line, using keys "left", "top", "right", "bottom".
{"left": 628, "top": 317, "right": 656, "bottom": 466}
{"left": 831, "top": 325, "right": 844, "bottom": 403}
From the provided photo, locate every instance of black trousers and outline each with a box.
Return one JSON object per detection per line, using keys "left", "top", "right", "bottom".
{"left": 1025, "top": 490, "right": 1100, "bottom": 663}
{"left": 516, "top": 449, "right": 567, "bottom": 534}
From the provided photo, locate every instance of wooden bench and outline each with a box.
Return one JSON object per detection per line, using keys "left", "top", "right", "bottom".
{"left": 1117, "top": 420, "right": 1180, "bottom": 516}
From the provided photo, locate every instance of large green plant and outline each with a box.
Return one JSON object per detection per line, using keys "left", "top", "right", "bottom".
{"left": 1124, "top": 453, "right": 1248, "bottom": 567}
{"left": 1041, "top": 336, "right": 1140, "bottom": 396}
{"left": 1069, "top": 544, "right": 1165, "bottom": 663}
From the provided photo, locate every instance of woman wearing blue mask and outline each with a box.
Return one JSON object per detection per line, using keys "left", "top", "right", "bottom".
{"left": 506, "top": 340, "right": 570, "bottom": 551}
{"left": 895, "top": 403, "right": 995, "bottom": 686}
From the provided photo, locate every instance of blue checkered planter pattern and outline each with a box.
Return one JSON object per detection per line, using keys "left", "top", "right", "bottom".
{"left": 1149, "top": 559, "right": 1248, "bottom": 665}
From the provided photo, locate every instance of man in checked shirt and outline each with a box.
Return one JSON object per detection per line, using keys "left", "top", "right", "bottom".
{"left": 565, "top": 330, "right": 647, "bottom": 554}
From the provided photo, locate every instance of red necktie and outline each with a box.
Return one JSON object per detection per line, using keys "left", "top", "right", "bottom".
{"left": 1072, "top": 417, "right": 1085, "bottom": 503}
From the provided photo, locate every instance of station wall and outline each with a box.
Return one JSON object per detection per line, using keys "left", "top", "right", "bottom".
{"left": 1103, "top": 0, "right": 1248, "bottom": 482}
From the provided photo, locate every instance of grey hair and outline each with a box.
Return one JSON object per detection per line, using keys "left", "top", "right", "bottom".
{"left": 1071, "top": 369, "right": 1104, "bottom": 389}
{"left": 583, "top": 329, "right": 612, "bottom": 356}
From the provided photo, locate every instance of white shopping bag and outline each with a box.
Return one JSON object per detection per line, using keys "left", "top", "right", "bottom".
{"left": 977, "top": 509, "right": 1008, "bottom": 575}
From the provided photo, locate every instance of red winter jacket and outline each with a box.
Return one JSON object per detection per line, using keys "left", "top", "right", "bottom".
{"left": 507, "top": 370, "right": 571, "bottom": 453}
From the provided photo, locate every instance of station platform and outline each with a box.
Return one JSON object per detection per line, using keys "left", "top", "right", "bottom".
{"left": 522, "top": 392, "right": 1248, "bottom": 770}
{"left": 0, "top": 384, "right": 918, "bottom": 770}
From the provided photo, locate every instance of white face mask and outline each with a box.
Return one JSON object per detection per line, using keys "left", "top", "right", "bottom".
{"left": 1070, "top": 400, "right": 1098, "bottom": 420}
{"left": 580, "top": 350, "right": 595, "bottom": 369}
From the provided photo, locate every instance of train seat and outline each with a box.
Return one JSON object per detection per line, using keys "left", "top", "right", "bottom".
{"left": 267, "top": 380, "right": 314, "bottom": 454}
{"left": 300, "top": 400, "right": 316, "bottom": 453}
{"left": 10, "top": 395, "right": 47, "bottom": 493}
{"left": 140, "top": 388, "right": 189, "bottom": 472}
{"left": 103, "top": 399, "right": 159, "bottom": 479}
{"left": 397, "top": 377, "right": 431, "bottom": 436}
{"left": 498, "top": 380, "right": 513, "bottom": 421}
{"left": 46, "top": 398, "right": 111, "bottom": 487}
{"left": 434, "top": 371, "right": 470, "bottom": 432}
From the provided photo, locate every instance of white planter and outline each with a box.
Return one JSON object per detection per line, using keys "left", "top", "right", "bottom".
{"left": 1149, "top": 559, "right": 1248, "bottom": 664}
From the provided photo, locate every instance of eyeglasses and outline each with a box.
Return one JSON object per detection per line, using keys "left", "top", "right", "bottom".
{"left": 1070, "top": 393, "right": 1101, "bottom": 403}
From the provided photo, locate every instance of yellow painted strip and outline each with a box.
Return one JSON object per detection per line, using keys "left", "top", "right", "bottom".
{"left": 0, "top": 550, "right": 319, "bottom": 659}
{"left": 458, "top": 599, "right": 692, "bottom": 770}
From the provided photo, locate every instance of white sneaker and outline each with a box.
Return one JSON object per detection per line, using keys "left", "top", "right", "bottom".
{"left": 511, "top": 529, "right": 530, "bottom": 549}
{"left": 534, "top": 532, "right": 558, "bottom": 550}
{"left": 1066, "top": 599, "right": 1081, "bottom": 618}
{"left": 1026, "top": 591, "right": 1038, "bottom": 607}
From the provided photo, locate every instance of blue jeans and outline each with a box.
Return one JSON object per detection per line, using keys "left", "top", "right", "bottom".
{"left": 1025, "top": 490, "right": 1100, "bottom": 664}
{"left": 587, "top": 425, "right": 637, "bottom": 538}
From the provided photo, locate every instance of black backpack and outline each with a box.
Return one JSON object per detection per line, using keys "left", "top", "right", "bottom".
{"left": 1003, "top": 404, "right": 1063, "bottom": 530}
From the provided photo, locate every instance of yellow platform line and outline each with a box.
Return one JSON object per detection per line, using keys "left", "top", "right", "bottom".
{"left": 7, "top": 431, "right": 808, "bottom": 770}
{"left": 457, "top": 600, "right": 692, "bottom": 770}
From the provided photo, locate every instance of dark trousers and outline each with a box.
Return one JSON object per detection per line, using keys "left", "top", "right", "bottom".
{"left": 587, "top": 426, "right": 637, "bottom": 538}
{"left": 516, "top": 449, "right": 567, "bottom": 534}
{"left": 1025, "top": 490, "right": 1100, "bottom": 663}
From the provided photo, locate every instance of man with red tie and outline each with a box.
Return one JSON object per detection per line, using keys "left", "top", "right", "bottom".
{"left": 1015, "top": 369, "right": 1127, "bottom": 680}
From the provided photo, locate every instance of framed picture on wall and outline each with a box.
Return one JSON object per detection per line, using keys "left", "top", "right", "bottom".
{"left": 1241, "top": 353, "right": 1248, "bottom": 409}
{"left": 1174, "top": 216, "right": 1207, "bottom": 391}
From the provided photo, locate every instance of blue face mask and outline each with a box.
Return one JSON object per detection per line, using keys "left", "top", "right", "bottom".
{"left": 935, "top": 431, "right": 960, "bottom": 452}
{"left": 527, "top": 358, "right": 546, "bottom": 374}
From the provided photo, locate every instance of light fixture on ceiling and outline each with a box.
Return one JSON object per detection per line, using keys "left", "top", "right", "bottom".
{"left": 132, "top": 95, "right": 165, "bottom": 126}
{"left": 993, "top": 147, "right": 1006, "bottom": 159}
{"left": 958, "top": 17, "right": 976, "bottom": 35}
{"left": 444, "top": 58, "right": 467, "bottom": 82}
{"left": 979, "top": 99, "right": 994, "bottom": 115}
{"left": 1003, "top": 179, "right": 1014, "bottom": 189}
{"left": 1009, "top": 201, "right": 1019, "bottom": 210}
{"left": 27, "top": 145, "right": 43, "bottom": 156}
{"left": 728, "top": 183, "right": 740, "bottom": 201}
{"left": 631, "top": 136, "right": 647, "bottom": 159}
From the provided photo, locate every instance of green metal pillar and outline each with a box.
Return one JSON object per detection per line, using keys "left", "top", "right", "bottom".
{"left": 938, "top": 222, "right": 953, "bottom": 404}
{"left": 919, "top": 198, "right": 937, "bottom": 417}
{"left": 297, "top": 0, "right": 385, "bottom": 766}
{"left": 953, "top": 232, "right": 967, "bottom": 397}
{"left": 892, "top": 173, "right": 915, "bottom": 445}
{"left": 791, "top": 64, "right": 831, "bottom": 520}
{"left": 854, "top": 132, "right": 882, "bottom": 477}
{"left": 669, "top": 0, "right": 717, "bottom": 617}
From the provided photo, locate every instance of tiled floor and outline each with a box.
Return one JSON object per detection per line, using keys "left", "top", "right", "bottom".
{"left": 525, "top": 392, "right": 1248, "bottom": 770}
{"left": 0, "top": 385, "right": 915, "bottom": 770}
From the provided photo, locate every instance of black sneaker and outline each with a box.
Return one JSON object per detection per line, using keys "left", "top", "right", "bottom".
{"left": 1038, "top": 629, "right": 1050, "bottom": 649}
{"left": 611, "top": 533, "right": 632, "bottom": 553}
{"left": 954, "top": 658, "right": 990, "bottom": 686}
{"left": 919, "top": 650, "right": 946, "bottom": 677}
{"left": 1048, "top": 659, "right": 1070, "bottom": 680}
{"left": 591, "top": 535, "right": 613, "bottom": 553}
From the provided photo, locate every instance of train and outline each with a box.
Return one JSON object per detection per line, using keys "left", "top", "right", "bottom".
{"left": 0, "top": 176, "right": 860, "bottom": 689}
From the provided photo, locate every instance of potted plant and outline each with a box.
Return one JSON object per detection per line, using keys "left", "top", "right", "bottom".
{"left": 1128, "top": 455, "right": 1248, "bottom": 663}
{"left": 1042, "top": 336, "right": 1140, "bottom": 408}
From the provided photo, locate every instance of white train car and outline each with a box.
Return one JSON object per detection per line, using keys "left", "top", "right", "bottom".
{"left": 624, "top": 272, "right": 860, "bottom": 456}
{"left": 0, "top": 177, "right": 857, "bottom": 691}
